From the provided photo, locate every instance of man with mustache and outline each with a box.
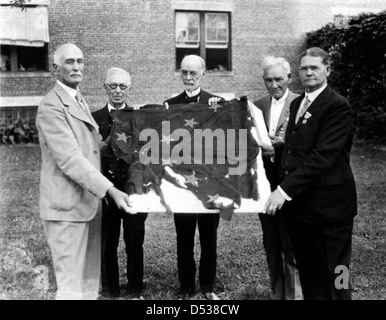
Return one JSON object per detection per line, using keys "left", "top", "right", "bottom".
{"left": 92, "top": 67, "right": 147, "bottom": 298}
{"left": 36, "top": 43, "right": 134, "bottom": 300}
{"left": 164, "top": 55, "right": 223, "bottom": 299}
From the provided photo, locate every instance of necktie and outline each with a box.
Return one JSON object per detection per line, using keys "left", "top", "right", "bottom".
{"left": 186, "top": 94, "right": 200, "bottom": 104}
{"left": 296, "top": 96, "right": 311, "bottom": 124}
{"left": 75, "top": 91, "right": 89, "bottom": 113}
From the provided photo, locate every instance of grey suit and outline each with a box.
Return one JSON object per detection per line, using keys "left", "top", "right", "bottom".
{"left": 36, "top": 81, "right": 113, "bottom": 299}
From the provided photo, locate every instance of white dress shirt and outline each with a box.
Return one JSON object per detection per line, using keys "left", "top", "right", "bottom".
{"left": 186, "top": 87, "right": 201, "bottom": 99}
{"left": 56, "top": 80, "right": 78, "bottom": 102}
{"left": 295, "top": 83, "right": 328, "bottom": 123}
{"left": 269, "top": 89, "right": 289, "bottom": 136}
{"left": 108, "top": 103, "right": 126, "bottom": 112}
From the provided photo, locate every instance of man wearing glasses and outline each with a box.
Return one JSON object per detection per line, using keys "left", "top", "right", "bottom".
{"left": 164, "top": 55, "right": 223, "bottom": 299}
{"left": 92, "top": 67, "right": 147, "bottom": 298}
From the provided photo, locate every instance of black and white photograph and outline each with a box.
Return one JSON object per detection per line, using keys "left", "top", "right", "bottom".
{"left": 0, "top": 0, "right": 385, "bottom": 310}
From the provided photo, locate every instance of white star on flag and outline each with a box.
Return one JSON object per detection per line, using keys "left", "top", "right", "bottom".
{"left": 207, "top": 193, "right": 220, "bottom": 202}
{"left": 209, "top": 104, "right": 223, "bottom": 112}
{"left": 184, "top": 171, "right": 200, "bottom": 186}
{"left": 160, "top": 134, "right": 178, "bottom": 145}
{"left": 116, "top": 132, "right": 128, "bottom": 143}
{"left": 184, "top": 118, "right": 199, "bottom": 128}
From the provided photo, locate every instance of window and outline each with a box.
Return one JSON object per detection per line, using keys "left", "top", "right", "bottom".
{"left": 175, "top": 11, "right": 231, "bottom": 71}
{"left": 1, "top": 44, "right": 48, "bottom": 72}
{"left": 0, "top": 4, "right": 49, "bottom": 73}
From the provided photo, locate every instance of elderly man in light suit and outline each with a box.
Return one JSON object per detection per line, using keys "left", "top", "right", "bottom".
{"left": 36, "top": 43, "right": 134, "bottom": 300}
{"left": 253, "top": 56, "right": 302, "bottom": 300}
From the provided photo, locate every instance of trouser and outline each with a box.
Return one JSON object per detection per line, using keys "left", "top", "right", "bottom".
{"left": 101, "top": 198, "right": 147, "bottom": 293}
{"left": 174, "top": 213, "right": 220, "bottom": 293}
{"left": 43, "top": 206, "right": 102, "bottom": 300}
{"left": 259, "top": 211, "right": 302, "bottom": 300}
{"left": 288, "top": 214, "right": 354, "bottom": 300}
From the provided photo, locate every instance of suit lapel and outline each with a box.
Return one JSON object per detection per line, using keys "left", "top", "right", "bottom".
{"left": 291, "top": 86, "right": 331, "bottom": 130}
{"left": 289, "top": 94, "right": 304, "bottom": 131}
{"left": 54, "top": 83, "right": 99, "bottom": 131}
{"left": 260, "top": 96, "right": 271, "bottom": 131}
{"left": 276, "top": 91, "right": 298, "bottom": 134}
{"left": 276, "top": 99, "right": 290, "bottom": 133}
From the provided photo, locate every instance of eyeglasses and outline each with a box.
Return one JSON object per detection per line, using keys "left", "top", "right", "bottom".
{"left": 180, "top": 70, "right": 200, "bottom": 78}
{"left": 105, "top": 83, "right": 131, "bottom": 90}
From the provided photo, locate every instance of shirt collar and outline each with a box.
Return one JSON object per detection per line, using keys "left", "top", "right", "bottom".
{"left": 56, "top": 80, "right": 78, "bottom": 100}
{"left": 185, "top": 87, "right": 201, "bottom": 97}
{"left": 272, "top": 89, "right": 289, "bottom": 104}
{"left": 108, "top": 103, "right": 126, "bottom": 112}
{"left": 305, "top": 83, "right": 327, "bottom": 102}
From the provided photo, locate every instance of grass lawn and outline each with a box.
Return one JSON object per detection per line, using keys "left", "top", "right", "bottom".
{"left": 0, "top": 143, "right": 385, "bottom": 300}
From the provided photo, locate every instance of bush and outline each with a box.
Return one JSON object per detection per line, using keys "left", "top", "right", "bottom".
{"left": 306, "top": 11, "right": 386, "bottom": 142}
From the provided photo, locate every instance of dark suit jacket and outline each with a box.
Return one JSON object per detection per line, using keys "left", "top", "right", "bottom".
{"left": 280, "top": 85, "right": 357, "bottom": 224}
{"left": 92, "top": 103, "right": 133, "bottom": 190}
{"left": 254, "top": 90, "right": 299, "bottom": 190}
{"left": 164, "top": 89, "right": 220, "bottom": 105}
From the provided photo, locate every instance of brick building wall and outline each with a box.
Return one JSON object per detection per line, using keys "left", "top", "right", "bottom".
{"left": 1, "top": 0, "right": 386, "bottom": 115}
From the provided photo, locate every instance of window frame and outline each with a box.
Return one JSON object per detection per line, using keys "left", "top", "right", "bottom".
{"left": 175, "top": 10, "right": 232, "bottom": 72}
{"left": 1, "top": 43, "right": 49, "bottom": 73}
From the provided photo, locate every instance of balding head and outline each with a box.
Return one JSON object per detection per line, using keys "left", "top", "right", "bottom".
{"left": 104, "top": 67, "right": 132, "bottom": 107}
{"left": 181, "top": 55, "right": 206, "bottom": 73}
{"left": 53, "top": 43, "right": 83, "bottom": 66}
{"left": 180, "top": 55, "right": 206, "bottom": 92}
{"left": 105, "top": 67, "right": 131, "bottom": 84}
{"left": 53, "top": 43, "right": 84, "bottom": 89}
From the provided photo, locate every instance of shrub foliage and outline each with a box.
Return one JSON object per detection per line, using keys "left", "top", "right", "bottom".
{"left": 306, "top": 11, "right": 386, "bottom": 141}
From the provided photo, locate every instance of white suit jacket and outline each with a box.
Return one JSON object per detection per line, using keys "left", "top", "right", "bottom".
{"left": 36, "top": 82, "right": 113, "bottom": 222}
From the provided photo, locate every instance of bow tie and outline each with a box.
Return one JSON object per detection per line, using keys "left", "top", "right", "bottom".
{"left": 186, "top": 94, "right": 200, "bottom": 104}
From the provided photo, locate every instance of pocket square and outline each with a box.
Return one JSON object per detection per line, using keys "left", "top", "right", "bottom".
{"left": 302, "top": 119, "right": 308, "bottom": 124}
{"left": 304, "top": 111, "right": 312, "bottom": 119}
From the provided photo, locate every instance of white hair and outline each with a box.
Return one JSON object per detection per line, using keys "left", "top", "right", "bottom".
{"left": 53, "top": 43, "right": 82, "bottom": 65}
{"left": 261, "top": 56, "right": 291, "bottom": 76}
{"left": 181, "top": 55, "right": 206, "bottom": 72}
{"left": 105, "top": 67, "right": 131, "bottom": 83}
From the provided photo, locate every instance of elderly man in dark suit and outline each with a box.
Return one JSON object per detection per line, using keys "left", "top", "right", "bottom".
{"left": 265, "top": 47, "right": 357, "bottom": 300}
{"left": 36, "top": 44, "right": 133, "bottom": 300}
{"left": 252, "top": 56, "right": 302, "bottom": 300}
{"left": 164, "top": 55, "right": 223, "bottom": 298}
{"left": 92, "top": 67, "right": 147, "bottom": 298}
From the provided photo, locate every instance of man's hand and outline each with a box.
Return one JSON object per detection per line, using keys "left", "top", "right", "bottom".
{"left": 100, "top": 135, "right": 111, "bottom": 156}
{"left": 208, "top": 97, "right": 222, "bottom": 105}
{"left": 269, "top": 134, "right": 284, "bottom": 147}
{"left": 264, "top": 188, "right": 286, "bottom": 215}
{"left": 107, "top": 186, "right": 137, "bottom": 214}
{"left": 163, "top": 166, "right": 187, "bottom": 189}
{"left": 261, "top": 144, "right": 275, "bottom": 157}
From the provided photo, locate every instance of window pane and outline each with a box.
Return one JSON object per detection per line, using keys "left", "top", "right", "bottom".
{"left": 206, "top": 48, "right": 229, "bottom": 71}
{"left": 17, "top": 46, "right": 47, "bottom": 71}
{"left": 205, "top": 13, "right": 228, "bottom": 43}
{"left": 176, "top": 47, "right": 200, "bottom": 69}
{"left": 176, "top": 12, "right": 200, "bottom": 47}
{"left": 0, "top": 45, "right": 11, "bottom": 71}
